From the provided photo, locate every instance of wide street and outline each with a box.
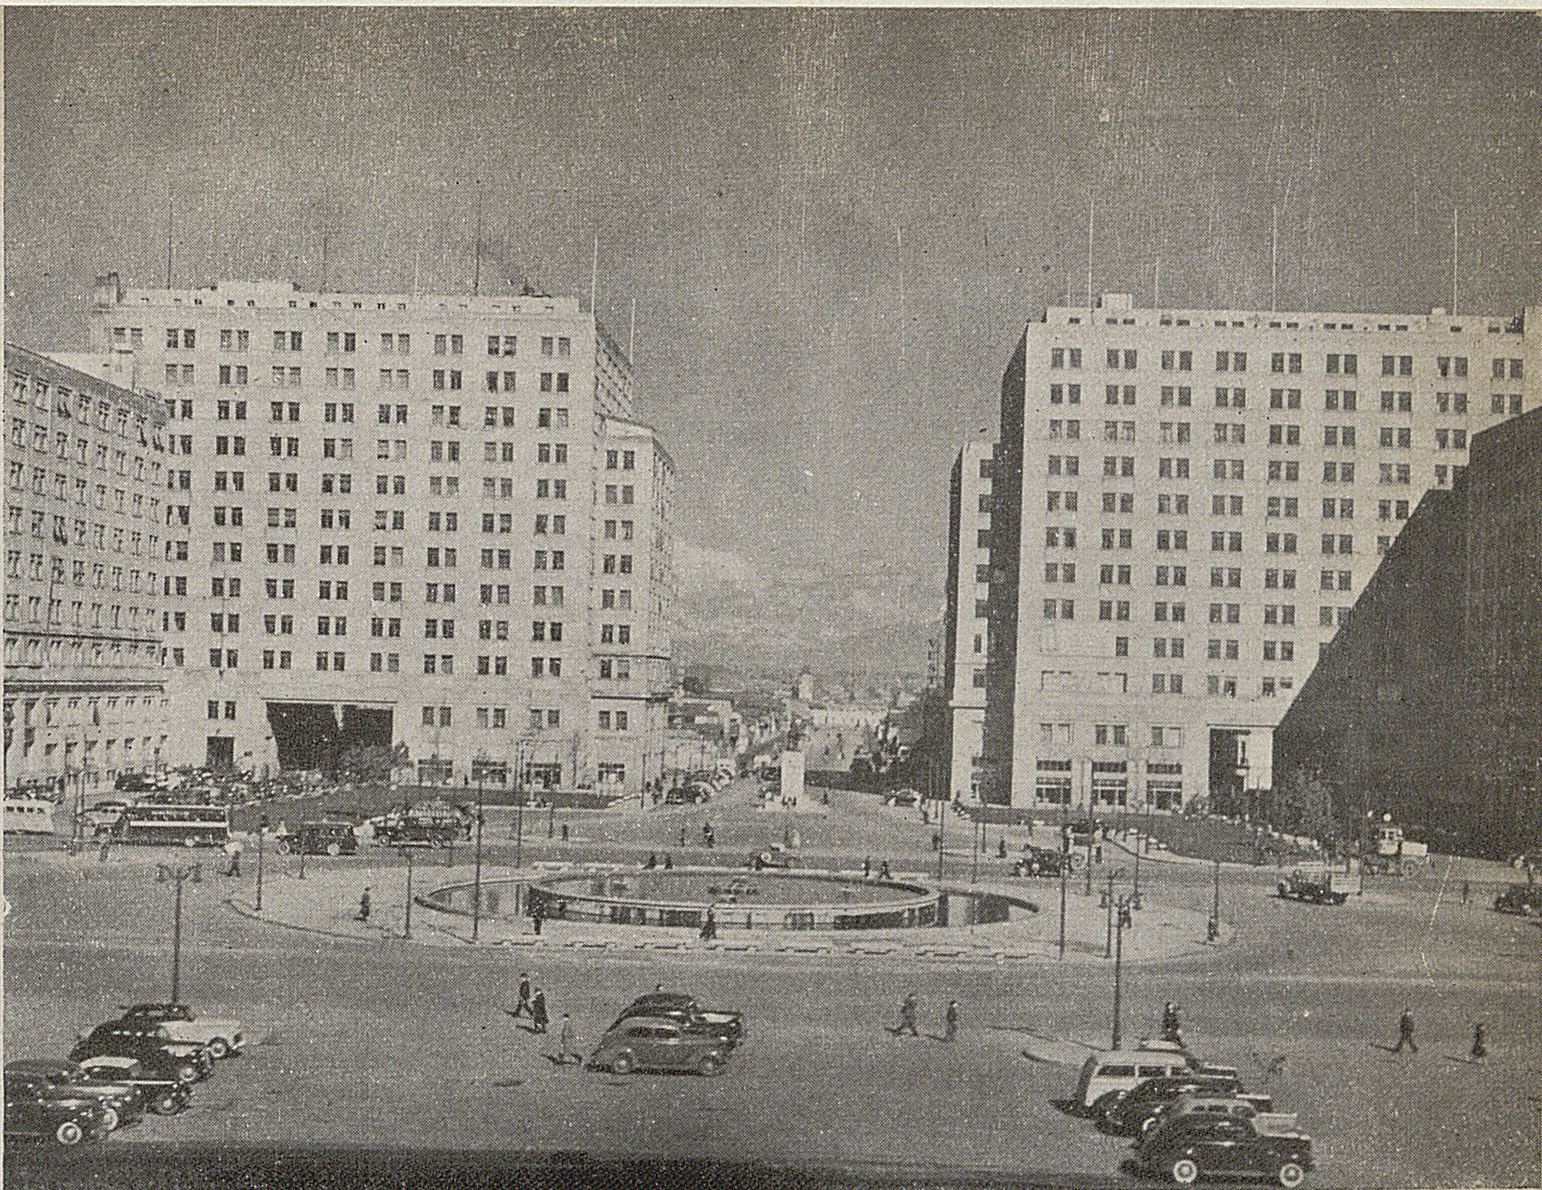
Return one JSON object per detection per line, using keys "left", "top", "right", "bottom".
{"left": 4, "top": 778, "right": 1539, "bottom": 1188}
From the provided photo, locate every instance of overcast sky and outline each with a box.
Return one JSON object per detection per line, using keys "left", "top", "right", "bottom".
{"left": 6, "top": 7, "right": 1540, "bottom": 596}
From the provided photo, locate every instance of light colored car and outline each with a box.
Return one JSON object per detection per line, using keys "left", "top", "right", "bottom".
{"left": 589, "top": 1016, "right": 731, "bottom": 1076}
{"left": 1071, "top": 1038, "right": 1233, "bottom": 1116}
{"left": 117, "top": 1004, "right": 244, "bottom": 1059}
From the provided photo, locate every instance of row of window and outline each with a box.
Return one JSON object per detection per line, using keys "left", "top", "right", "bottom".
{"left": 1049, "top": 346, "right": 1524, "bottom": 380}
{"left": 153, "top": 328, "right": 574, "bottom": 359}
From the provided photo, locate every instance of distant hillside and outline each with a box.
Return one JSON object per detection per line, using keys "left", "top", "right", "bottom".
{"left": 671, "top": 542, "right": 943, "bottom": 683}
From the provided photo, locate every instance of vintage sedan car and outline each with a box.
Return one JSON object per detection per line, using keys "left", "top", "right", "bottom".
{"left": 1494, "top": 884, "right": 1542, "bottom": 916}
{"left": 4, "top": 1060, "right": 142, "bottom": 1132}
{"left": 588, "top": 1016, "right": 732, "bottom": 1076}
{"left": 1131, "top": 1110, "right": 1313, "bottom": 1187}
{"left": 1098, "top": 1071, "right": 1243, "bottom": 1135}
{"left": 1276, "top": 871, "right": 1350, "bottom": 906}
{"left": 71, "top": 1023, "right": 210, "bottom": 1084}
{"left": 76, "top": 1055, "right": 191, "bottom": 1116}
{"left": 613, "top": 992, "right": 743, "bottom": 1045}
{"left": 4, "top": 1069, "right": 110, "bottom": 1146}
{"left": 750, "top": 844, "right": 796, "bottom": 871}
{"left": 1015, "top": 844, "right": 1074, "bottom": 877}
{"left": 1138, "top": 1092, "right": 1276, "bottom": 1141}
{"left": 117, "top": 1003, "right": 244, "bottom": 1059}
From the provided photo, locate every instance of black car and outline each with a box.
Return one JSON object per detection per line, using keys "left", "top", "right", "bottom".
{"left": 76, "top": 1055, "right": 191, "bottom": 1116}
{"left": 4, "top": 1070, "right": 109, "bottom": 1146}
{"left": 70, "top": 1024, "right": 208, "bottom": 1085}
{"left": 1098, "top": 1072, "right": 1243, "bottom": 1135}
{"left": 611, "top": 993, "right": 743, "bottom": 1046}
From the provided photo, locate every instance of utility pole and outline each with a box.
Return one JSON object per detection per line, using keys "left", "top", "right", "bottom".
{"left": 254, "top": 808, "right": 267, "bottom": 912}
{"left": 471, "top": 772, "right": 485, "bottom": 942}
{"left": 403, "top": 846, "right": 415, "bottom": 939}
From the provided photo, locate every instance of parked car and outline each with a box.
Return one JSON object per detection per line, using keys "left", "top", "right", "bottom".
{"left": 1276, "top": 870, "right": 1351, "bottom": 906}
{"left": 1494, "top": 884, "right": 1542, "bottom": 916}
{"left": 75, "top": 1055, "right": 191, "bottom": 1116}
{"left": 1071, "top": 1040, "right": 1233, "bottom": 1117}
{"left": 588, "top": 1017, "right": 732, "bottom": 1076}
{"left": 1016, "top": 844, "right": 1074, "bottom": 877}
{"left": 1130, "top": 1110, "right": 1313, "bottom": 1187}
{"left": 4, "top": 1069, "right": 110, "bottom": 1146}
{"left": 1138, "top": 1092, "right": 1276, "bottom": 1140}
{"left": 70, "top": 1023, "right": 210, "bottom": 1084}
{"left": 81, "top": 801, "right": 129, "bottom": 832}
{"left": 612, "top": 992, "right": 743, "bottom": 1045}
{"left": 885, "top": 789, "right": 921, "bottom": 807}
{"left": 116, "top": 1003, "right": 245, "bottom": 1059}
{"left": 1097, "top": 1071, "right": 1245, "bottom": 1135}
{"left": 750, "top": 844, "right": 796, "bottom": 871}
{"left": 4, "top": 1060, "right": 142, "bottom": 1132}
{"left": 1064, "top": 818, "right": 1106, "bottom": 846}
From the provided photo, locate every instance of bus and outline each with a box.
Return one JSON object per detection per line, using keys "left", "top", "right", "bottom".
{"left": 114, "top": 803, "right": 230, "bottom": 847}
{"left": 3, "top": 798, "right": 57, "bottom": 835}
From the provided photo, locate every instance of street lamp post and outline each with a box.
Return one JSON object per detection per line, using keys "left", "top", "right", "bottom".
{"left": 971, "top": 815, "right": 982, "bottom": 884}
{"left": 1058, "top": 790, "right": 1070, "bottom": 961}
{"left": 471, "top": 770, "right": 485, "bottom": 942}
{"left": 402, "top": 845, "right": 415, "bottom": 939}
{"left": 157, "top": 863, "right": 201, "bottom": 1004}
{"left": 254, "top": 809, "right": 268, "bottom": 913}
{"left": 1210, "top": 857, "right": 1221, "bottom": 941}
{"left": 1110, "top": 892, "right": 1134, "bottom": 1049}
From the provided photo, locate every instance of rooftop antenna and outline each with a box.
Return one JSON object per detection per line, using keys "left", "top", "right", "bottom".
{"left": 1085, "top": 192, "right": 1095, "bottom": 309}
{"left": 164, "top": 193, "right": 173, "bottom": 289}
{"left": 321, "top": 232, "right": 329, "bottom": 294}
{"left": 412, "top": 241, "right": 420, "bottom": 299}
{"left": 628, "top": 296, "right": 636, "bottom": 361}
{"left": 472, "top": 184, "right": 483, "bottom": 296}
{"left": 589, "top": 234, "right": 599, "bottom": 316}
{"left": 1270, "top": 204, "right": 1279, "bottom": 312}
{"left": 1451, "top": 208, "right": 1458, "bottom": 313}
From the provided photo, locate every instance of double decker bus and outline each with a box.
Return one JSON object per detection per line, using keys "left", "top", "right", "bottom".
{"left": 3, "top": 798, "right": 58, "bottom": 835}
{"left": 114, "top": 803, "right": 230, "bottom": 847}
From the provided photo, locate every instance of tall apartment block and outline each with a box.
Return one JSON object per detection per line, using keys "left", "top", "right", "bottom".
{"left": 981, "top": 294, "right": 1541, "bottom": 812}
{"left": 85, "top": 274, "right": 675, "bottom": 795}
{"left": 942, "top": 438, "right": 993, "bottom": 802}
{"left": 4, "top": 344, "right": 170, "bottom": 799}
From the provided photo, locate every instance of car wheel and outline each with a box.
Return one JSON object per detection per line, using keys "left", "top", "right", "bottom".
{"left": 697, "top": 1053, "right": 725, "bottom": 1077}
{"left": 1171, "top": 1157, "right": 1200, "bottom": 1186}
{"left": 276, "top": 839, "right": 292, "bottom": 855}
{"left": 175, "top": 1061, "right": 199, "bottom": 1085}
{"left": 1277, "top": 1162, "right": 1305, "bottom": 1188}
{"left": 99, "top": 1105, "right": 120, "bottom": 1132}
{"left": 1091, "top": 1091, "right": 1122, "bottom": 1122}
{"left": 609, "top": 1051, "right": 635, "bottom": 1075}
{"left": 207, "top": 1037, "right": 231, "bottom": 1060}
{"left": 327, "top": 842, "right": 341, "bottom": 857}
{"left": 1141, "top": 1115, "right": 1161, "bottom": 1136}
{"left": 151, "top": 1090, "right": 183, "bottom": 1116}
{"left": 55, "top": 1119, "right": 85, "bottom": 1147}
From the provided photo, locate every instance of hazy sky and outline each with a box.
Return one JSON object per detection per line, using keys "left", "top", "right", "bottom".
{"left": 6, "top": 7, "right": 1541, "bottom": 593}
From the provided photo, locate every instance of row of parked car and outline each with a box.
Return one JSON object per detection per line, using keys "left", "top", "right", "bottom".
{"left": 1068, "top": 1039, "right": 1314, "bottom": 1186}
{"left": 4, "top": 1002, "right": 245, "bottom": 1146}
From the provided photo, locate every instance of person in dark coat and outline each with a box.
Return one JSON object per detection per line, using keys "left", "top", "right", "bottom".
{"left": 531, "top": 989, "right": 549, "bottom": 1034}
{"left": 897, "top": 994, "right": 919, "bottom": 1036}
{"left": 356, "top": 887, "right": 371, "bottom": 922}
{"left": 1470, "top": 1022, "right": 1486, "bottom": 1061}
{"left": 513, "top": 973, "right": 532, "bottom": 1018}
{"left": 1392, "top": 1009, "right": 1417, "bottom": 1053}
{"left": 944, "top": 1000, "right": 960, "bottom": 1041}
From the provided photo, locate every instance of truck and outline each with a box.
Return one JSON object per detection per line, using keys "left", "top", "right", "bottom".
{"left": 1276, "top": 869, "right": 1353, "bottom": 905}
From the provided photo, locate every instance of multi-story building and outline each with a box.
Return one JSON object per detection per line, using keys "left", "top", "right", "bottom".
{"left": 942, "top": 438, "right": 994, "bottom": 802}
{"left": 84, "top": 274, "right": 674, "bottom": 795}
{"left": 4, "top": 344, "right": 169, "bottom": 800}
{"left": 983, "top": 293, "right": 1541, "bottom": 812}
{"left": 1274, "top": 406, "right": 1542, "bottom": 858}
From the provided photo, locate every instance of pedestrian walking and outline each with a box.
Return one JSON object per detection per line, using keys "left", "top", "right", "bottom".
{"left": 879, "top": 860, "right": 892, "bottom": 881}
{"left": 699, "top": 906, "right": 717, "bottom": 942}
{"left": 1461, "top": 879, "right": 1471, "bottom": 904}
{"left": 557, "top": 1013, "right": 581, "bottom": 1065}
{"left": 1471, "top": 1022, "right": 1486, "bottom": 1061}
{"left": 944, "top": 1000, "right": 959, "bottom": 1042}
{"left": 679, "top": 826, "right": 687, "bottom": 848}
{"left": 531, "top": 902, "right": 544, "bottom": 936}
{"left": 863, "top": 856, "right": 872, "bottom": 879}
{"left": 663, "top": 853, "right": 673, "bottom": 869}
{"left": 356, "top": 887, "right": 372, "bottom": 922}
{"left": 1391, "top": 1009, "right": 1418, "bottom": 1054}
{"left": 1162, "top": 1002, "right": 1183, "bottom": 1045}
{"left": 998, "top": 837, "right": 1007, "bottom": 859}
{"left": 514, "top": 973, "right": 533, "bottom": 1018}
{"left": 224, "top": 839, "right": 243, "bottom": 877}
{"left": 98, "top": 837, "right": 111, "bottom": 862}
{"left": 897, "top": 993, "right": 919, "bottom": 1037}
{"left": 531, "top": 989, "right": 549, "bottom": 1034}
